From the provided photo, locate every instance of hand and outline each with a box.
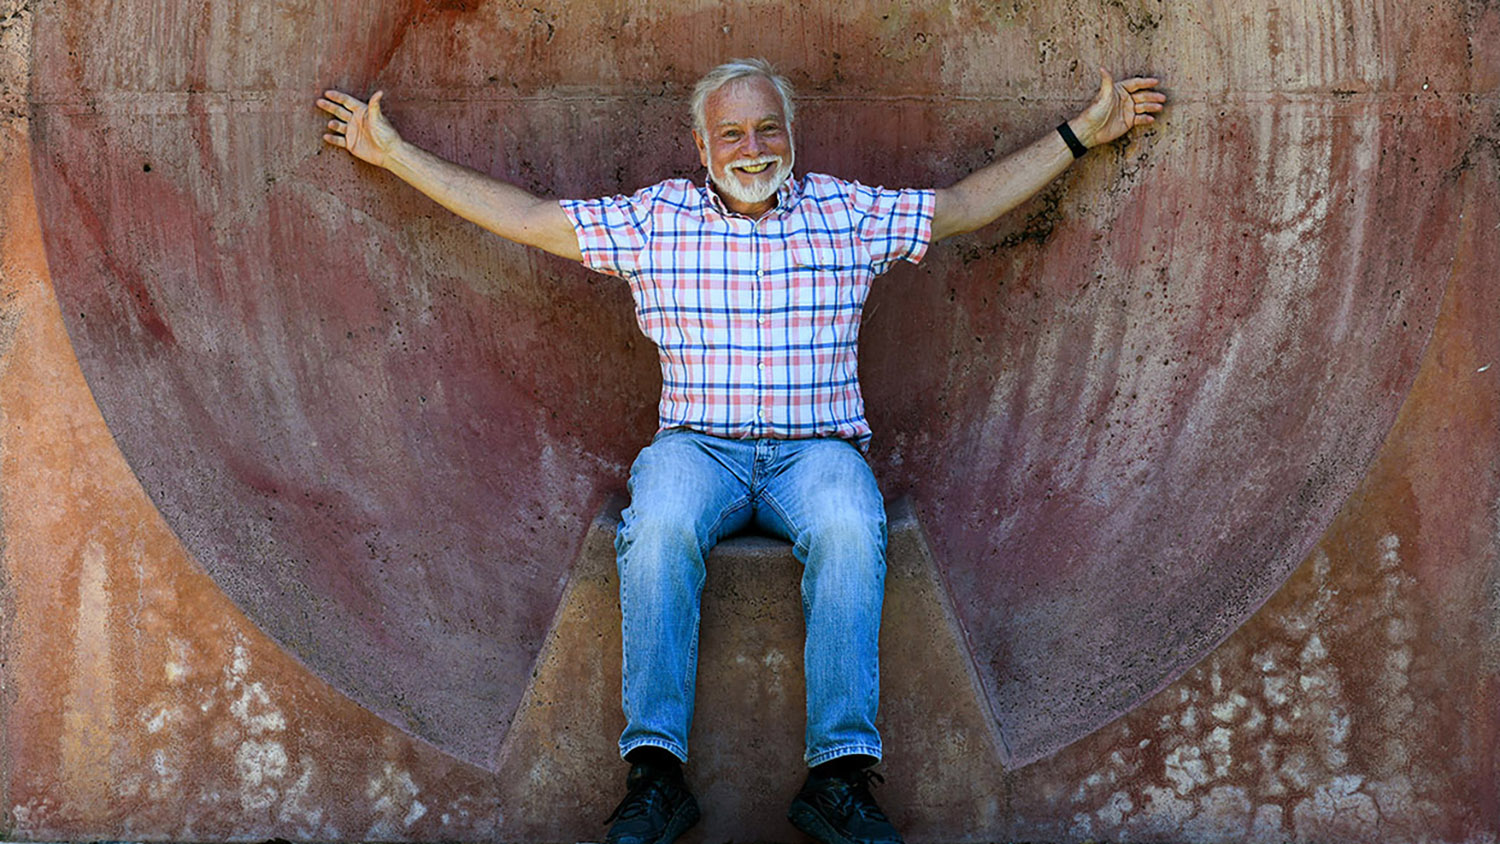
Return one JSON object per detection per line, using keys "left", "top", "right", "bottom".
{"left": 317, "top": 89, "right": 403, "bottom": 167}
{"left": 1070, "top": 69, "right": 1165, "bottom": 149}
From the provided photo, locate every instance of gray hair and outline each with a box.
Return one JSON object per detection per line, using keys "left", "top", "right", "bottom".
{"left": 690, "top": 58, "right": 796, "bottom": 135}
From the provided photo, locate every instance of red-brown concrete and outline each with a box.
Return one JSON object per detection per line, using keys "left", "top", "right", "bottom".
{"left": 2, "top": 0, "right": 1497, "bottom": 841}
{"left": 1, "top": 122, "right": 500, "bottom": 840}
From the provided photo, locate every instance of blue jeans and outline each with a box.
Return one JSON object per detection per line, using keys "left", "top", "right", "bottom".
{"left": 615, "top": 429, "right": 888, "bottom": 767}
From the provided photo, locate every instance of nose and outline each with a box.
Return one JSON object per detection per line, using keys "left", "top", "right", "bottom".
{"left": 744, "top": 131, "right": 762, "bottom": 156}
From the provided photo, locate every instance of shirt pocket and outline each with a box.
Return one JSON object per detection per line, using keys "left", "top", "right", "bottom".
{"left": 786, "top": 232, "right": 865, "bottom": 344}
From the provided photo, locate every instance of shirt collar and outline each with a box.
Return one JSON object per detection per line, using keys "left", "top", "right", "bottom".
{"left": 702, "top": 171, "right": 802, "bottom": 220}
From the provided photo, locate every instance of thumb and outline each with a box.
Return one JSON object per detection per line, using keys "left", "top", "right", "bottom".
{"left": 1097, "top": 67, "right": 1114, "bottom": 101}
{"left": 368, "top": 90, "right": 385, "bottom": 118}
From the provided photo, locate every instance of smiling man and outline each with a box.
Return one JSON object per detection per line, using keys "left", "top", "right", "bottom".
{"left": 318, "top": 57, "right": 1163, "bottom": 844}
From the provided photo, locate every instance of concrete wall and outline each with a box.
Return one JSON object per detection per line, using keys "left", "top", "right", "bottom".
{"left": 1, "top": 1, "right": 1496, "bottom": 841}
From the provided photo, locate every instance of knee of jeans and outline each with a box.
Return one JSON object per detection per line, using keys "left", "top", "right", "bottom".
{"left": 617, "top": 508, "right": 710, "bottom": 573}
{"left": 802, "top": 499, "right": 885, "bottom": 550}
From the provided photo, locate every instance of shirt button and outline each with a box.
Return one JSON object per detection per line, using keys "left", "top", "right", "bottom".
{"left": 757, "top": 362, "right": 765, "bottom": 371}
{"left": 756, "top": 269, "right": 765, "bottom": 278}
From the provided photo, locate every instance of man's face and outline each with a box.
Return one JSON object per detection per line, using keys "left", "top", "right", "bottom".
{"left": 693, "top": 76, "right": 795, "bottom": 215}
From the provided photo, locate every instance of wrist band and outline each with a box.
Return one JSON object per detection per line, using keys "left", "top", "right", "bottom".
{"left": 1057, "top": 122, "right": 1089, "bottom": 159}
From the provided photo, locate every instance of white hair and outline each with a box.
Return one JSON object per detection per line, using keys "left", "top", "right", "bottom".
{"left": 690, "top": 58, "right": 796, "bottom": 135}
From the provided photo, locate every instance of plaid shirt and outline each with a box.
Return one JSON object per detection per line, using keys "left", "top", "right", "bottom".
{"left": 561, "top": 172, "right": 933, "bottom": 449}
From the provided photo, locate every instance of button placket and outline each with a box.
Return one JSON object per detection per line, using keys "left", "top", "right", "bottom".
{"left": 751, "top": 226, "right": 766, "bottom": 435}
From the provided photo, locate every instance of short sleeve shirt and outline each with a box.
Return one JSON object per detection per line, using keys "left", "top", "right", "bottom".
{"left": 561, "top": 172, "right": 933, "bottom": 450}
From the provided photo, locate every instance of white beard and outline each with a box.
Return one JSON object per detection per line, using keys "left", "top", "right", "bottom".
{"left": 710, "top": 148, "right": 795, "bottom": 207}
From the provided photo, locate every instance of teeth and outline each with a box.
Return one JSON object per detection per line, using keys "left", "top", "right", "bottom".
{"left": 739, "top": 162, "right": 771, "bottom": 173}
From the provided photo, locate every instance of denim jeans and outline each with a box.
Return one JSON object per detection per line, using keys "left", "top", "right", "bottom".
{"left": 615, "top": 428, "right": 888, "bottom": 767}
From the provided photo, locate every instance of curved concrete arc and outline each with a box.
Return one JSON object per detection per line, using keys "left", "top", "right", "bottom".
{"left": 28, "top": 0, "right": 1473, "bottom": 771}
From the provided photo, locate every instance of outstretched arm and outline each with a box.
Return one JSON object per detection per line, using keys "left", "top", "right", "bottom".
{"left": 317, "top": 89, "right": 582, "bottom": 262}
{"left": 930, "top": 69, "right": 1165, "bottom": 242}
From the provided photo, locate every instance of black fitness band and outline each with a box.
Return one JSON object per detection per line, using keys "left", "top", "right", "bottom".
{"left": 1057, "top": 122, "right": 1088, "bottom": 159}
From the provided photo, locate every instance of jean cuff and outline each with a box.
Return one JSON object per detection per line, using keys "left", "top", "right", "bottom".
{"left": 620, "top": 738, "right": 689, "bottom": 765}
{"left": 805, "top": 743, "right": 883, "bottom": 768}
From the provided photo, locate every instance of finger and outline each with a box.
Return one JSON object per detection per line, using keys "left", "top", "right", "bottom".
{"left": 316, "top": 98, "right": 353, "bottom": 120}
{"left": 1133, "top": 91, "right": 1168, "bottom": 104}
{"left": 1120, "top": 76, "right": 1161, "bottom": 92}
{"left": 1097, "top": 67, "right": 1115, "bottom": 100}
{"left": 1135, "top": 102, "right": 1165, "bottom": 114}
{"left": 322, "top": 133, "right": 347, "bottom": 147}
{"left": 326, "top": 119, "right": 347, "bottom": 134}
{"left": 322, "top": 89, "right": 366, "bottom": 110}
{"left": 368, "top": 90, "right": 385, "bottom": 119}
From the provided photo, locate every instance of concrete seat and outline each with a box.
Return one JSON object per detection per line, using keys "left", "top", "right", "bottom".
{"left": 494, "top": 497, "right": 1010, "bottom": 842}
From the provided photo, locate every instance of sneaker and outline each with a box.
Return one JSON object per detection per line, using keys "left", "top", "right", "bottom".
{"left": 787, "top": 768, "right": 905, "bottom": 844}
{"left": 603, "top": 762, "right": 701, "bottom": 844}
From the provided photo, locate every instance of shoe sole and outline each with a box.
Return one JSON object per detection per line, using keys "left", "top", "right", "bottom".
{"left": 787, "top": 800, "right": 856, "bottom": 844}
{"left": 603, "top": 798, "right": 700, "bottom": 844}
{"left": 654, "top": 799, "right": 701, "bottom": 844}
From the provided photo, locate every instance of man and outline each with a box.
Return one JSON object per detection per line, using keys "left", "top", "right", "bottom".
{"left": 318, "top": 58, "right": 1163, "bottom": 844}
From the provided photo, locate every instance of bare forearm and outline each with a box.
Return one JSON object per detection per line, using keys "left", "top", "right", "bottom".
{"left": 383, "top": 139, "right": 581, "bottom": 261}
{"left": 931, "top": 125, "right": 1077, "bottom": 241}
{"left": 930, "top": 70, "right": 1164, "bottom": 242}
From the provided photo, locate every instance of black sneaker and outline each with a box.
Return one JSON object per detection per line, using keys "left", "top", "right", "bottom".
{"left": 787, "top": 768, "right": 905, "bottom": 844}
{"left": 603, "top": 763, "right": 701, "bottom": 844}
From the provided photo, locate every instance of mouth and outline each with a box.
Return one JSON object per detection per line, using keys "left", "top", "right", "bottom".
{"left": 730, "top": 157, "right": 779, "bottom": 176}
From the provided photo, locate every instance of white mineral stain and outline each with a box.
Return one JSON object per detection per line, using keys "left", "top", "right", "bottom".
{"left": 1181, "top": 784, "right": 1251, "bottom": 841}
{"left": 1281, "top": 749, "right": 1313, "bottom": 790}
{"left": 1243, "top": 703, "right": 1266, "bottom": 732}
{"left": 235, "top": 739, "right": 288, "bottom": 811}
{"left": 1328, "top": 706, "right": 1351, "bottom": 745}
{"left": 1300, "top": 632, "right": 1328, "bottom": 662}
{"left": 1294, "top": 774, "right": 1379, "bottom": 838}
{"left": 230, "top": 681, "right": 287, "bottom": 734}
{"left": 1068, "top": 811, "right": 1094, "bottom": 840}
{"left": 229, "top": 644, "right": 251, "bottom": 682}
{"left": 366, "top": 761, "right": 424, "bottom": 840}
{"left": 1263, "top": 673, "right": 1291, "bottom": 706}
{"left": 276, "top": 760, "right": 332, "bottom": 838}
{"left": 145, "top": 707, "right": 169, "bottom": 733}
{"left": 1299, "top": 672, "right": 1328, "bottom": 692}
{"left": 1164, "top": 745, "right": 1209, "bottom": 795}
{"left": 1210, "top": 691, "right": 1246, "bottom": 722}
{"left": 1251, "top": 803, "right": 1284, "bottom": 839}
{"left": 1096, "top": 790, "right": 1133, "bottom": 827}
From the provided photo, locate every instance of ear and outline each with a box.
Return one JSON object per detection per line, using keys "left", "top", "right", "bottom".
{"left": 693, "top": 129, "right": 709, "bottom": 168}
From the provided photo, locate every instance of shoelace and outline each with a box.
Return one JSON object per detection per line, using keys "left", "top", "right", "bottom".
{"left": 603, "top": 774, "right": 675, "bottom": 824}
{"left": 814, "top": 769, "right": 891, "bottom": 821}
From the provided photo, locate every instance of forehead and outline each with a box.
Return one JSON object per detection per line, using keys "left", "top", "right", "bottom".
{"left": 703, "top": 76, "right": 786, "bottom": 126}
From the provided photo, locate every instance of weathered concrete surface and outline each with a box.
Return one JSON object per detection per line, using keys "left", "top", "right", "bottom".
{"left": 0, "top": 0, "right": 1496, "bottom": 841}
{"left": 995, "top": 131, "right": 1500, "bottom": 842}
{"left": 24, "top": 0, "right": 1480, "bottom": 772}
{"left": 2, "top": 43, "right": 501, "bottom": 843}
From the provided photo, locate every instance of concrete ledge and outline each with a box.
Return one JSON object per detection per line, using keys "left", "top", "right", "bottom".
{"left": 494, "top": 497, "right": 1010, "bottom": 842}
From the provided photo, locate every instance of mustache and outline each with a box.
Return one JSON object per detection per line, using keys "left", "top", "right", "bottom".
{"left": 727, "top": 155, "right": 783, "bottom": 171}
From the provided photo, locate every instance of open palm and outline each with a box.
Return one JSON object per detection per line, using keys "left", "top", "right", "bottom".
{"left": 317, "top": 89, "right": 402, "bottom": 167}
{"left": 1076, "top": 69, "right": 1165, "bottom": 148}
